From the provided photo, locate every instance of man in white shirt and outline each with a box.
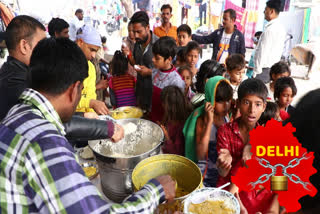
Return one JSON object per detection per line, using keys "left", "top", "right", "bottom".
{"left": 69, "top": 9, "right": 84, "bottom": 41}
{"left": 91, "top": 6, "right": 100, "bottom": 28}
{"left": 254, "top": 0, "right": 287, "bottom": 83}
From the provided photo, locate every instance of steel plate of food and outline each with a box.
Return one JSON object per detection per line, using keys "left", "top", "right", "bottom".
{"left": 183, "top": 188, "right": 240, "bottom": 214}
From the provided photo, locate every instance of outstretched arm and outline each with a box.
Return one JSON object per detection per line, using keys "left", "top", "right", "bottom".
{"left": 192, "top": 31, "right": 216, "bottom": 44}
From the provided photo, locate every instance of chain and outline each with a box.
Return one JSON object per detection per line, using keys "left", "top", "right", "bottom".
{"left": 249, "top": 173, "right": 274, "bottom": 188}
{"left": 249, "top": 158, "right": 276, "bottom": 188}
{"left": 282, "top": 171, "right": 312, "bottom": 191}
{"left": 282, "top": 153, "right": 311, "bottom": 190}
{"left": 283, "top": 153, "right": 309, "bottom": 170}
{"left": 250, "top": 153, "right": 311, "bottom": 190}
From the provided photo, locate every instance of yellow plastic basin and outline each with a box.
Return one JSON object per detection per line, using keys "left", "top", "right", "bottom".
{"left": 132, "top": 154, "right": 203, "bottom": 212}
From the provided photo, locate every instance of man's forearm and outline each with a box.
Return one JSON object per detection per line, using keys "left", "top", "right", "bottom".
{"left": 192, "top": 32, "right": 215, "bottom": 44}
{"left": 64, "top": 115, "right": 114, "bottom": 141}
{"left": 109, "top": 179, "right": 165, "bottom": 213}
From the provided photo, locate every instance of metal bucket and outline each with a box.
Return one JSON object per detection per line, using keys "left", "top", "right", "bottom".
{"left": 132, "top": 154, "right": 203, "bottom": 213}
{"left": 88, "top": 118, "right": 164, "bottom": 202}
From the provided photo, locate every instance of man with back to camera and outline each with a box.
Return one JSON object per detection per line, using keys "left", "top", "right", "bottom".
{"left": 69, "top": 8, "right": 84, "bottom": 41}
{"left": 48, "top": 17, "right": 70, "bottom": 38}
{"left": 254, "top": 0, "right": 287, "bottom": 83}
{"left": 192, "top": 9, "right": 245, "bottom": 64}
{"left": 0, "top": 37, "right": 176, "bottom": 213}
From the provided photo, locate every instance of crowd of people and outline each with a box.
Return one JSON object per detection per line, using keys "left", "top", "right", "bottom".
{"left": 0, "top": 0, "right": 319, "bottom": 213}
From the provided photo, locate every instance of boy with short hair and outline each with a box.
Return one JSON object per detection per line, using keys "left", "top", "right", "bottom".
{"left": 225, "top": 54, "right": 247, "bottom": 100}
{"left": 216, "top": 78, "right": 267, "bottom": 190}
{"left": 146, "top": 36, "right": 185, "bottom": 122}
{"left": 177, "top": 24, "right": 192, "bottom": 47}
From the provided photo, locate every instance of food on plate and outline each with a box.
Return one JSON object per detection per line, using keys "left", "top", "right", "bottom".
{"left": 188, "top": 199, "right": 236, "bottom": 214}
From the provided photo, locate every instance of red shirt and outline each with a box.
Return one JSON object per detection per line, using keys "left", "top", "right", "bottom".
{"left": 280, "top": 109, "right": 290, "bottom": 120}
{"left": 162, "top": 121, "right": 185, "bottom": 156}
{"left": 216, "top": 118, "right": 246, "bottom": 186}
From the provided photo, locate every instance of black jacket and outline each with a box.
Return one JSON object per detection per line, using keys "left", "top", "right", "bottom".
{"left": 0, "top": 56, "right": 30, "bottom": 120}
{"left": 0, "top": 56, "right": 114, "bottom": 141}
{"left": 133, "top": 31, "right": 159, "bottom": 111}
{"left": 192, "top": 26, "right": 246, "bottom": 60}
{"left": 64, "top": 115, "right": 114, "bottom": 141}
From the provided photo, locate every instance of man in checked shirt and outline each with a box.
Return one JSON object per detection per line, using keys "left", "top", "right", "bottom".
{"left": 0, "top": 37, "right": 176, "bottom": 213}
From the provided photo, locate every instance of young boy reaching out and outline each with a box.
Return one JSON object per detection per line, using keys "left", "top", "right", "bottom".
{"left": 216, "top": 78, "right": 267, "bottom": 191}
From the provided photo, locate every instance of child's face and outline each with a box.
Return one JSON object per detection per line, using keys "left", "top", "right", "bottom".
{"left": 128, "top": 24, "right": 135, "bottom": 41}
{"left": 152, "top": 54, "right": 171, "bottom": 70}
{"left": 215, "top": 100, "right": 231, "bottom": 117}
{"left": 229, "top": 68, "right": 245, "bottom": 85}
{"left": 272, "top": 71, "right": 290, "bottom": 82}
{"left": 278, "top": 87, "right": 294, "bottom": 108}
{"left": 275, "top": 109, "right": 281, "bottom": 121}
{"left": 238, "top": 95, "right": 266, "bottom": 127}
{"left": 186, "top": 50, "right": 199, "bottom": 68}
{"left": 175, "top": 58, "right": 184, "bottom": 68}
{"left": 180, "top": 69, "right": 192, "bottom": 88}
{"left": 178, "top": 31, "right": 192, "bottom": 46}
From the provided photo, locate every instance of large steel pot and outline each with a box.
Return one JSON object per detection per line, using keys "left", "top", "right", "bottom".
{"left": 88, "top": 118, "right": 164, "bottom": 202}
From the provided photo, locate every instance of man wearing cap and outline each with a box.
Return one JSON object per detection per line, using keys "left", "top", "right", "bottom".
{"left": 75, "top": 25, "right": 109, "bottom": 115}
{"left": 69, "top": 8, "right": 84, "bottom": 41}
